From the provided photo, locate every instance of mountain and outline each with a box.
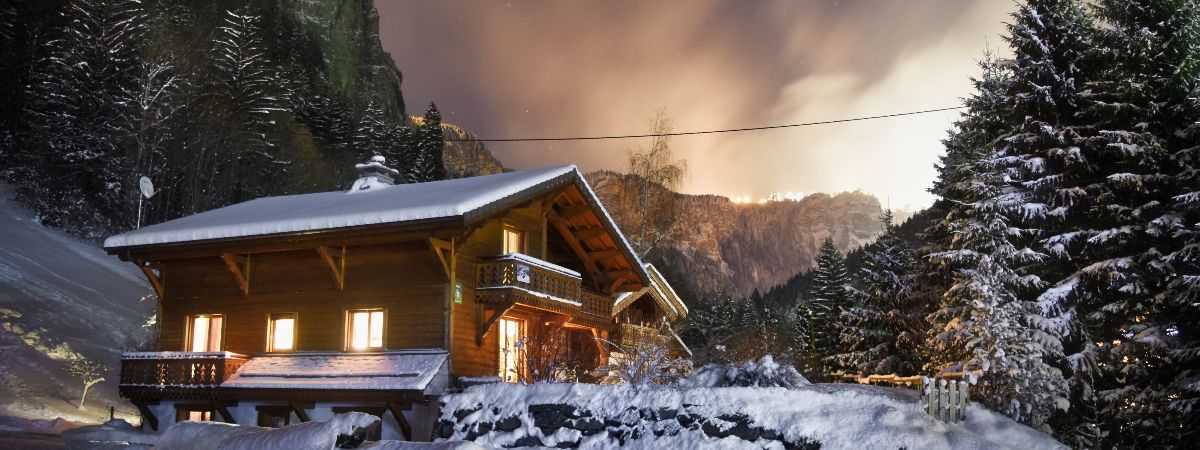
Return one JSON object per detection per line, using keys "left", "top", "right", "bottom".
{"left": 0, "top": 185, "right": 153, "bottom": 423}
{"left": 588, "top": 171, "right": 885, "bottom": 299}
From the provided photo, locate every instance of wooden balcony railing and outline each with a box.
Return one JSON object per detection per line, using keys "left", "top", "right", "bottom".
{"left": 119, "top": 352, "right": 248, "bottom": 399}
{"left": 476, "top": 254, "right": 582, "bottom": 315}
{"left": 581, "top": 290, "right": 612, "bottom": 318}
{"left": 615, "top": 323, "right": 666, "bottom": 349}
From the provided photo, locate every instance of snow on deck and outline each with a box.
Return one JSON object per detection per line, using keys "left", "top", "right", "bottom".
{"left": 222, "top": 350, "right": 448, "bottom": 392}
{"left": 104, "top": 165, "right": 578, "bottom": 248}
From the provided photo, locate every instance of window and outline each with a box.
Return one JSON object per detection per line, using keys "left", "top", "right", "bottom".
{"left": 502, "top": 225, "right": 527, "bottom": 254}
{"left": 176, "top": 406, "right": 213, "bottom": 422}
{"left": 187, "top": 314, "right": 223, "bottom": 352}
{"left": 256, "top": 406, "right": 292, "bottom": 428}
{"left": 498, "top": 317, "right": 525, "bottom": 383}
{"left": 347, "top": 309, "right": 385, "bottom": 351}
{"left": 268, "top": 313, "right": 296, "bottom": 352}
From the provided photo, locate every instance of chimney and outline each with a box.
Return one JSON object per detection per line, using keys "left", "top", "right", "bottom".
{"left": 350, "top": 155, "right": 400, "bottom": 193}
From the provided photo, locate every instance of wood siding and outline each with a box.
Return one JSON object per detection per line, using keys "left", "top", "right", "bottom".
{"left": 158, "top": 241, "right": 447, "bottom": 354}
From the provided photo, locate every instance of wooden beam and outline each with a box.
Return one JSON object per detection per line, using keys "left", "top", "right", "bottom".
{"left": 557, "top": 204, "right": 592, "bottom": 218}
{"left": 428, "top": 238, "right": 453, "bottom": 280}
{"left": 221, "top": 253, "right": 250, "bottom": 294}
{"left": 590, "top": 328, "right": 610, "bottom": 366}
{"left": 135, "top": 260, "right": 165, "bottom": 299}
{"left": 549, "top": 219, "right": 607, "bottom": 286}
{"left": 589, "top": 249, "right": 620, "bottom": 261}
{"left": 477, "top": 303, "right": 515, "bottom": 346}
{"left": 316, "top": 246, "right": 346, "bottom": 290}
{"left": 574, "top": 227, "right": 608, "bottom": 240}
{"left": 132, "top": 400, "right": 159, "bottom": 431}
{"left": 289, "top": 401, "right": 313, "bottom": 423}
{"left": 386, "top": 401, "right": 413, "bottom": 441}
{"left": 212, "top": 400, "right": 237, "bottom": 424}
{"left": 610, "top": 277, "right": 629, "bottom": 293}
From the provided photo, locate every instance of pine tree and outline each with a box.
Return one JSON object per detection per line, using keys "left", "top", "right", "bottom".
{"left": 210, "top": 6, "right": 286, "bottom": 203}
{"left": 410, "top": 102, "right": 446, "bottom": 183}
{"left": 832, "top": 210, "right": 922, "bottom": 375}
{"left": 22, "top": 0, "right": 146, "bottom": 237}
{"left": 809, "top": 237, "right": 850, "bottom": 359}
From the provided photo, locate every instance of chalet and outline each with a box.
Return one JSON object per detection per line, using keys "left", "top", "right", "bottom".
{"left": 103, "top": 158, "right": 688, "bottom": 441}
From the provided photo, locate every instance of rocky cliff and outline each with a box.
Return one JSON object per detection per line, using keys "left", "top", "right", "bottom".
{"left": 588, "top": 171, "right": 884, "bottom": 298}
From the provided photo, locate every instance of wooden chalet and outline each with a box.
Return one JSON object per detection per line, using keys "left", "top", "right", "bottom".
{"left": 103, "top": 159, "right": 688, "bottom": 440}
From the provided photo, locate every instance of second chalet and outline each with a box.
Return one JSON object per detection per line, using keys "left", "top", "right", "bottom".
{"left": 103, "top": 158, "right": 688, "bottom": 441}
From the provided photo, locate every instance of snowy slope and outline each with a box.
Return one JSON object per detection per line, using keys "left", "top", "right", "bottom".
{"left": 0, "top": 185, "right": 153, "bottom": 423}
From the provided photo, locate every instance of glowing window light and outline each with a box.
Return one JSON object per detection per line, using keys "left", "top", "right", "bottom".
{"left": 270, "top": 315, "right": 295, "bottom": 351}
{"left": 349, "top": 310, "right": 384, "bottom": 350}
{"left": 498, "top": 318, "right": 524, "bottom": 383}
{"left": 189, "top": 315, "right": 223, "bottom": 352}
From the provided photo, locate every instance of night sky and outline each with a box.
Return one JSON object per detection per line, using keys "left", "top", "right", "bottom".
{"left": 375, "top": 0, "right": 1014, "bottom": 210}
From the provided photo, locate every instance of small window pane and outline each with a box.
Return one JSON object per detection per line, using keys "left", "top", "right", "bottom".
{"left": 503, "top": 226, "right": 526, "bottom": 254}
{"left": 351, "top": 311, "right": 370, "bottom": 349}
{"left": 270, "top": 314, "right": 295, "bottom": 352}
{"left": 190, "top": 317, "right": 209, "bottom": 352}
{"left": 369, "top": 311, "right": 384, "bottom": 348}
{"left": 189, "top": 315, "right": 223, "bottom": 352}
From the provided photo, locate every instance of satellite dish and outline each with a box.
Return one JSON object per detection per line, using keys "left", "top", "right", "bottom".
{"left": 138, "top": 176, "right": 156, "bottom": 199}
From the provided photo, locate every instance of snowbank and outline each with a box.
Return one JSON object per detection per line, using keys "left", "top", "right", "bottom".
{"left": 218, "top": 412, "right": 379, "bottom": 450}
{"left": 435, "top": 382, "right": 1067, "bottom": 450}
{"left": 0, "top": 415, "right": 86, "bottom": 434}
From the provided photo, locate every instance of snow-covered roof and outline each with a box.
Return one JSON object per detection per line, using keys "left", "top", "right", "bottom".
{"left": 613, "top": 264, "right": 688, "bottom": 319}
{"left": 221, "top": 350, "right": 448, "bottom": 393}
{"left": 104, "top": 165, "right": 578, "bottom": 249}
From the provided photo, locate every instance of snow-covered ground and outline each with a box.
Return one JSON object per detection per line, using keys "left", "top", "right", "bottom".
{"left": 0, "top": 184, "right": 154, "bottom": 423}
{"left": 438, "top": 382, "right": 1068, "bottom": 450}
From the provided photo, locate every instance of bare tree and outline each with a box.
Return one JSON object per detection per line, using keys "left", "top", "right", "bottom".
{"left": 620, "top": 110, "right": 687, "bottom": 257}
{"left": 515, "top": 326, "right": 592, "bottom": 384}
{"left": 68, "top": 358, "right": 106, "bottom": 410}
{"left": 592, "top": 319, "right": 692, "bottom": 386}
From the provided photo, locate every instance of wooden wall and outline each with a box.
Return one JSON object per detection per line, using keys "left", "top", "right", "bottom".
{"left": 158, "top": 240, "right": 447, "bottom": 354}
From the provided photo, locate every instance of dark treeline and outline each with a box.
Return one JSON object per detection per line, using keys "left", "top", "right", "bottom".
{"left": 681, "top": 1, "right": 1200, "bottom": 448}
{"left": 0, "top": 0, "right": 446, "bottom": 240}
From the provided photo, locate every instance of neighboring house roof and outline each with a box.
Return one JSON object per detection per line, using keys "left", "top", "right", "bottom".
{"left": 103, "top": 164, "right": 650, "bottom": 286}
{"left": 613, "top": 263, "right": 688, "bottom": 320}
{"left": 221, "top": 350, "right": 449, "bottom": 394}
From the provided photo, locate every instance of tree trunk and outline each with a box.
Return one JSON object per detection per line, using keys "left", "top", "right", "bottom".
{"left": 78, "top": 377, "right": 105, "bottom": 410}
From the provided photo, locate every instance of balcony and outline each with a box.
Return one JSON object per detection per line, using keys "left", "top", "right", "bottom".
{"left": 119, "top": 351, "right": 248, "bottom": 400}
{"left": 476, "top": 253, "right": 582, "bottom": 315}
{"left": 614, "top": 323, "right": 667, "bottom": 350}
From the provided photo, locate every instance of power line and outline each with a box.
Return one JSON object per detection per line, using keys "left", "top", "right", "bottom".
{"left": 445, "top": 106, "right": 965, "bottom": 143}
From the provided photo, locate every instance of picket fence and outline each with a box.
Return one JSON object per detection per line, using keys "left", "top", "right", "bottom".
{"left": 921, "top": 377, "right": 969, "bottom": 423}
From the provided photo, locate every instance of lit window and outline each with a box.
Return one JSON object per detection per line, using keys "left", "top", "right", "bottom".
{"left": 176, "top": 408, "right": 213, "bottom": 422}
{"left": 348, "top": 309, "right": 385, "bottom": 351}
{"left": 498, "top": 317, "right": 525, "bottom": 383}
{"left": 502, "top": 225, "right": 526, "bottom": 254}
{"left": 268, "top": 313, "right": 296, "bottom": 352}
{"left": 188, "top": 314, "right": 223, "bottom": 352}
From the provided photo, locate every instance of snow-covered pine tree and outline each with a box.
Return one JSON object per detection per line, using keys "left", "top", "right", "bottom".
{"left": 410, "top": 102, "right": 446, "bottom": 183}
{"left": 22, "top": 0, "right": 146, "bottom": 237}
{"left": 809, "top": 237, "right": 850, "bottom": 359}
{"left": 210, "top": 6, "right": 287, "bottom": 203}
{"left": 1081, "top": 0, "right": 1200, "bottom": 446}
{"left": 832, "top": 210, "right": 921, "bottom": 375}
{"left": 926, "top": 44, "right": 1069, "bottom": 428}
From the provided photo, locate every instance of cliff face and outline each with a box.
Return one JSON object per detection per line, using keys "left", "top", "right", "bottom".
{"left": 588, "top": 171, "right": 884, "bottom": 298}
{"left": 409, "top": 117, "right": 507, "bottom": 178}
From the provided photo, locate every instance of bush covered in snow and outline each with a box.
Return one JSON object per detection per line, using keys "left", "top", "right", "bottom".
{"left": 676, "top": 355, "right": 810, "bottom": 389}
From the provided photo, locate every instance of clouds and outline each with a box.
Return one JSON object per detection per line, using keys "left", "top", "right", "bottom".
{"left": 375, "top": 0, "right": 1014, "bottom": 208}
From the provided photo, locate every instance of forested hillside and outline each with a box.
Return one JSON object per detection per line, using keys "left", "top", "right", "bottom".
{"left": 0, "top": 0, "right": 495, "bottom": 241}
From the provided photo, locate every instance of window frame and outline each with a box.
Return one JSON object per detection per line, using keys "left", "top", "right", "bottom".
{"left": 175, "top": 404, "right": 215, "bottom": 422}
{"left": 502, "top": 224, "right": 527, "bottom": 255}
{"left": 184, "top": 313, "right": 225, "bottom": 352}
{"left": 266, "top": 312, "right": 298, "bottom": 353}
{"left": 344, "top": 308, "right": 386, "bottom": 352}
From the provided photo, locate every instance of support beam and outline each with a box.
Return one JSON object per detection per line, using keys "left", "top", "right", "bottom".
{"left": 589, "top": 249, "right": 620, "bottom": 261}
{"left": 136, "top": 260, "right": 165, "bottom": 299}
{"left": 557, "top": 204, "right": 592, "bottom": 218}
{"left": 610, "top": 277, "right": 629, "bottom": 293}
{"left": 316, "top": 246, "right": 346, "bottom": 290}
{"left": 212, "top": 400, "right": 238, "bottom": 424}
{"left": 477, "top": 303, "right": 515, "bottom": 346}
{"left": 386, "top": 401, "right": 413, "bottom": 441}
{"left": 428, "top": 238, "right": 453, "bottom": 280}
{"left": 132, "top": 400, "right": 159, "bottom": 431}
{"left": 574, "top": 227, "right": 607, "bottom": 240}
{"left": 289, "top": 401, "right": 313, "bottom": 423}
{"left": 220, "top": 253, "right": 250, "bottom": 295}
{"left": 548, "top": 216, "right": 607, "bottom": 287}
{"left": 590, "top": 329, "right": 610, "bottom": 365}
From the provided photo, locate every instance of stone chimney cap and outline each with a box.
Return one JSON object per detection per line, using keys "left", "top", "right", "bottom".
{"left": 350, "top": 154, "right": 400, "bottom": 193}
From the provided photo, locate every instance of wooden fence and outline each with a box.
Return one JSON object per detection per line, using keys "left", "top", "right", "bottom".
{"left": 828, "top": 371, "right": 970, "bottom": 423}
{"left": 921, "top": 377, "right": 969, "bottom": 423}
